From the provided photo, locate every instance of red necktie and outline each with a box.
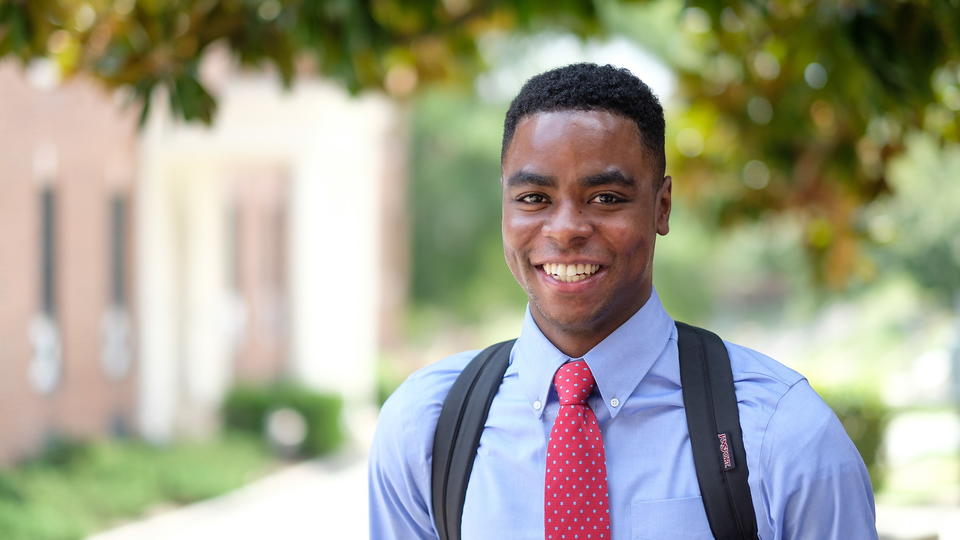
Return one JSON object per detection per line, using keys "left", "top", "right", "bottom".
{"left": 544, "top": 360, "right": 611, "bottom": 540}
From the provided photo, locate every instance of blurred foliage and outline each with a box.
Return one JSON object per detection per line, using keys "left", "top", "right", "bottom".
{"left": 409, "top": 88, "right": 525, "bottom": 320}
{"left": 222, "top": 382, "right": 345, "bottom": 456}
{"left": 819, "top": 387, "right": 892, "bottom": 491}
{"left": 0, "top": 433, "right": 269, "bottom": 540}
{"left": 376, "top": 365, "right": 398, "bottom": 407}
{"left": 865, "top": 133, "right": 960, "bottom": 306}
{"left": 605, "top": 0, "right": 960, "bottom": 289}
{"left": 0, "top": 0, "right": 622, "bottom": 123}
{"left": 376, "top": 352, "right": 410, "bottom": 407}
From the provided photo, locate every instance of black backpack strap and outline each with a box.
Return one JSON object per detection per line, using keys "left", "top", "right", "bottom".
{"left": 677, "top": 322, "right": 759, "bottom": 540}
{"left": 431, "top": 339, "right": 515, "bottom": 540}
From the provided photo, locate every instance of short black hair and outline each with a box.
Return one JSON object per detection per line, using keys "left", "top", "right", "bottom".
{"left": 501, "top": 63, "right": 666, "bottom": 179}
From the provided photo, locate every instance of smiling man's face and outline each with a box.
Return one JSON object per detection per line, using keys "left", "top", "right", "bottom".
{"left": 501, "top": 109, "right": 672, "bottom": 357}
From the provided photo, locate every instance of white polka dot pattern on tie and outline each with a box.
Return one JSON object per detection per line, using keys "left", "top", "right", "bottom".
{"left": 544, "top": 360, "right": 610, "bottom": 540}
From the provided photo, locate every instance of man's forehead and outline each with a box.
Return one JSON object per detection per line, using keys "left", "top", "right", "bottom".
{"left": 502, "top": 110, "right": 648, "bottom": 172}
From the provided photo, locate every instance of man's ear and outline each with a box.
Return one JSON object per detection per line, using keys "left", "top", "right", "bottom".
{"left": 656, "top": 176, "right": 672, "bottom": 236}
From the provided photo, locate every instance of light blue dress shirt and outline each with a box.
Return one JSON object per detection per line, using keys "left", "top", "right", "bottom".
{"left": 369, "top": 290, "right": 877, "bottom": 539}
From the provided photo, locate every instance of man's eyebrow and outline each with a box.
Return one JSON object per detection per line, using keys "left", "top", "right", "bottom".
{"left": 504, "top": 171, "right": 555, "bottom": 188}
{"left": 579, "top": 170, "right": 637, "bottom": 188}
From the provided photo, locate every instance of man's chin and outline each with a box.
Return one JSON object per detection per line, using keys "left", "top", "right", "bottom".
{"left": 531, "top": 304, "right": 603, "bottom": 335}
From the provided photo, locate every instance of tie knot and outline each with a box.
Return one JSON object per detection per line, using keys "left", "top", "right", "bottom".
{"left": 553, "top": 360, "right": 596, "bottom": 405}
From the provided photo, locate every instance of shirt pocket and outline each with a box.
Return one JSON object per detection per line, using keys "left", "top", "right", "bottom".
{"left": 631, "top": 496, "right": 714, "bottom": 540}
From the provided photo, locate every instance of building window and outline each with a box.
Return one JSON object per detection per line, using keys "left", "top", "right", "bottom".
{"left": 102, "top": 193, "right": 133, "bottom": 380}
{"left": 228, "top": 203, "right": 242, "bottom": 294}
{"left": 225, "top": 202, "right": 247, "bottom": 351}
{"left": 30, "top": 185, "right": 62, "bottom": 393}
{"left": 109, "top": 195, "right": 127, "bottom": 307}
{"left": 40, "top": 187, "right": 56, "bottom": 316}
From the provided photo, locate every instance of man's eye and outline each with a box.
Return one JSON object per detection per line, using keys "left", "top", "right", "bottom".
{"left": 591, "top": 193, "right": 625, "bottom": 204}
{"left": 519, "top": 193, "right": 548, "bottom": 204}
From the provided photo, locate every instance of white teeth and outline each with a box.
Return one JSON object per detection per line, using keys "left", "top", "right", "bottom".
{"left": 542, "top": 263, "right": 600, "bottom": 282}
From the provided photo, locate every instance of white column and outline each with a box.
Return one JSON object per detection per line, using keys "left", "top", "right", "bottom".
{"left": 289, "top": 94, "right": 392, "bottom": 406}
{"left": 135, "top": 141, "right": 179, "bottom": 443}
{"left": 174, "top": 165, "right": 233, "bottom": 435}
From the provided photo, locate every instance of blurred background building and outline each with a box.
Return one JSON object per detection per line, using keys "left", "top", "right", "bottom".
{"left": 0, "top": 53, "right": 405, "bottom": 463}
{"left": 0, "top": 62, "right": 139, "bottom": 464}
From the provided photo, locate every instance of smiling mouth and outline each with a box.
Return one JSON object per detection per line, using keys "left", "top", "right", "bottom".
{"left": 539, "top": 263, "right": 602, "bottom": 283}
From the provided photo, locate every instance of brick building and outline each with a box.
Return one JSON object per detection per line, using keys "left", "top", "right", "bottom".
{"left": 0, "top": 57, "right": 404, "bottom": 464}
{"left": 0, "top": 63, "right": 139, "bottom": 463}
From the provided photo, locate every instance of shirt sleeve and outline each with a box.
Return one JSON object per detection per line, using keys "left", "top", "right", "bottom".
{"left": 368, "top": 378, "right": 440, "bottom": 540}
{"left": 760, "top": 379, "right": 878, "bottom": 540}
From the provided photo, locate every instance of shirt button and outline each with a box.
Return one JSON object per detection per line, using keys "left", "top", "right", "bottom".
{"left": 610, "top": 397, "right": 620, "bottom": 408}
{"left": 533, "top": 400, "right": 542, "bottom": 410}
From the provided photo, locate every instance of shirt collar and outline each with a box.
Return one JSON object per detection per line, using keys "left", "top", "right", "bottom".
{"left": 514, "top": 288, "right": 675, "bottom": 419}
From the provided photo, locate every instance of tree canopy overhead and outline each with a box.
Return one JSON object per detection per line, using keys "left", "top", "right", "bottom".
{"left": 0, "top": 0, "right": 612, "bottom": 123}
{"left": 3, "top": 0, "right": 958, "bottom": 290}
{"left": 653, "top": 1, "right": 960, "bottom": 288}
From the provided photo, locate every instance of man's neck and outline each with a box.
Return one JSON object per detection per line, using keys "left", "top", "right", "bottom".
{"left": 531, "top": 288, "right": 652, "bottom": 358}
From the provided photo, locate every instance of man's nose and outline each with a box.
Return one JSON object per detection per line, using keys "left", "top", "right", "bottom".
{"left": 542, "top": 203, "right": 592, "bottom": 246}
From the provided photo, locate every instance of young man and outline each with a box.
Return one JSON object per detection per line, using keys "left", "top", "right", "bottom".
{"left": 369, "top": 63, "right": 877, "bottom": 539}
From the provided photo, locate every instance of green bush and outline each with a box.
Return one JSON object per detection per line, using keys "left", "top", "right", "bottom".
{"left": 222, "top": 382, "right": 346, "bottom": 457}
{"left": 0, "top": 433, "right": 270, "bottom": 540}
{"left": 375, "top": 355, "right": 408, "bottom": 408}
{"left": 819, "top": 388, "right": 891, "bottom": 491}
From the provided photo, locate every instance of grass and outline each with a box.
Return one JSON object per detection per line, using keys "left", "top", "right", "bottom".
{"left": 879, "top": 452, "right": 960, "bottom": 506}
{"left": 0, "top": 433, "right": 273, "bottom": 540}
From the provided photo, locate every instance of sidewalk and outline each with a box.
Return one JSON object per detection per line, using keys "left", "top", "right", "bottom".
{"left": 88, "top": 455, "right": 367, "bottom": 540}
